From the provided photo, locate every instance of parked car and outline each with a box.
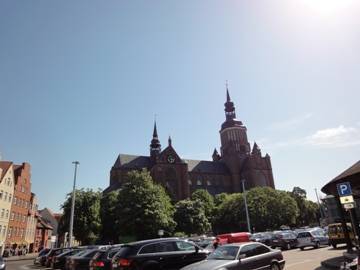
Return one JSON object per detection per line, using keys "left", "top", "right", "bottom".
{"left": 180, "top": 242, "right": 285, "bottom": 270}
{"left": 51, "top": 248, "right": 85, "bottom": 270}
{"left": 328, "top": 223, "right": 355, "bottom": 248}
{"left": 271, "top": 232, "right": 298, "bottom": 250}
{"left": 250, "top": 232, "right": 275, "bottom": 246}
{"left": 216, "top": 232, "right": 251, "bottom": 245}
{"left": 45, "top": 248, "right": 72, "bottom": 267}
{"left": 0, "top": 256, "right": 5, "bottom": 270}
{"left": 34, "top": 248, "right": 51, "bottom": 265}
{"left": 297, "top": 230, "right": 329, "bottom": 250}
{"left": 67, "top": 249, "right": 100, "bottom": 270}
{"left": 111, "top": 238, "right": 209, "bottom": 270}
{"left": 89, "top": 245, "right": 123, "bottom": 270}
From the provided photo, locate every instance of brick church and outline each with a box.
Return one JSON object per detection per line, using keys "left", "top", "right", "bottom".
{"left": 104, "top": 88, "right": 275, "bottom": 200}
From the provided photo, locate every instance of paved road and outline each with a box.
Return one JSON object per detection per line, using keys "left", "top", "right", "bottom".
{"left": 283, "top": 245, "right": 345, "bottom": 270}
{"left": 6, "top": 246, "right": 347, "bottom": 270}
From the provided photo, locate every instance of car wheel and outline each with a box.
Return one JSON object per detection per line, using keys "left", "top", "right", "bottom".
{"left": 300, "top": 247, "right": 304, "bottom": 251}
{"left": 332, "top": 243, "right": 337, "bottom": 248}
{"left": 315, "top": 242, "right": 320, "bottom": 249}
{"left": 271, "top": 262, "right": 280, "bottom": 270}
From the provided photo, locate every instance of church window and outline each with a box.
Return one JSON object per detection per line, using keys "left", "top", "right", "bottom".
{"left": 207, "top": 180, "right": 211, "bottom": 186}
{"left": 197, "top": 180, "right": 202, "bottom": 186}
{"left": 188, "top": 180, "right": 192, "bottom": 185}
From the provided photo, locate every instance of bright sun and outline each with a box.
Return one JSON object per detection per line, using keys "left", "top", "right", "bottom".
{"left": 301, "top": 0, "right": 356, "bottom": 16}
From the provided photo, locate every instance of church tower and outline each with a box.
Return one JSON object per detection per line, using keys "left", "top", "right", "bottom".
{"left": 150, "top": 121, "right": 161, "bottom": 163}
{"left": 220, "top": 86, "right": 251, "bottom": 192}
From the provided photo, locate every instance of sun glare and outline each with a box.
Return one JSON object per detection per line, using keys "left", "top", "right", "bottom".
{"left": 301, "top": 0, "right": 356, "bottom": 16}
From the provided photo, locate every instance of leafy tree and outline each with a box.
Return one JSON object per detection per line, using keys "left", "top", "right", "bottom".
{"left": 115, "top": 170, "right": 176, "bottom": 240}
{"left": 214, "top": 193, "right": 230, "bottom": 207}
{"left": 247, "top": 187, "right": 299, "bottom": 231}
{"left": 289, "top": 186, "right": 320, "bottom": 226}
{"left": 212, "top": 193, "right": 248, "bottom": 234}
{"left": 58, "top": 189, "right": 102, "bottom": 245}
{"left": 191, "top": 189, "right": 215, "bottom": 219}
{"left": 174, "top": 199, "right": 211, "bottom": 235}
{"left": 100, "top": 190, "right": 119, "bottom": 243}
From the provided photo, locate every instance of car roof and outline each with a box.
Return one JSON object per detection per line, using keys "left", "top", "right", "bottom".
{"left": 126, "top": 237, "right": 180, "bottom": 247}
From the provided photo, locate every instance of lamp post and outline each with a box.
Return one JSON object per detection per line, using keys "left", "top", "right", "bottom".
{"left": 241, "top": 179, "right": 251, "bottom": 233}
{"left": 69, "top": 161, "right": 79, "bottom": 247}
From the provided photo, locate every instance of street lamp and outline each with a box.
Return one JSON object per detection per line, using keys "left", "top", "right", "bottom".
{"left": 241, "top": 179, "right": 251, "bottom": 233}
{"left": 69, "top": 161, "right": 79, "bottom": 247}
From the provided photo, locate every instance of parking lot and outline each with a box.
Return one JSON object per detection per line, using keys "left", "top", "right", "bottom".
{"left": 6, "top": 245, "right": 346, "bottom": 270}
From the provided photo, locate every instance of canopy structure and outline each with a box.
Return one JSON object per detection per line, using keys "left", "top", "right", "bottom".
{"left": 321, "top": 160, "right": 360, "bottom": 196}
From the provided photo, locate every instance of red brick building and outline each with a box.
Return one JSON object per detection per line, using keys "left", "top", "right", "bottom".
{"left": 6, "top": 163, "right": 32, "bottom": 249}
{"left": 105, "top": 88, "right": 275, "bottom": 200}
{"left": 34, "top": 216, "right": 53, "bottom": 252}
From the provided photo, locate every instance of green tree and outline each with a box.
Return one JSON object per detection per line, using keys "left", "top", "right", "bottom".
{"left": 100, "top": 190, "right": 119, "bottom": 243}
{"left": 115, "top": 170, "right": 176, "bottom": 240}
{"left": 289, "top": 186, "right": 319, "bottom": 226}
{"left": 174, "top": 199, "right": 211, "bottom": 235}
{"left": 191, "top": 189, "right": 215, "bottom": 219}
{"left": 247, "top": 187, "right": 299, "bottom": 231}
{"left": 58, "top": 189, "right": 101, "bottom": 245}
{"left": 212, "top": 193, "right": 247, "bottom": 234}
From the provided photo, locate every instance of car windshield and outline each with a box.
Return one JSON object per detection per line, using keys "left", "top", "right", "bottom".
{"left": 208, "top": 246, "right": 239, "bottom": 260}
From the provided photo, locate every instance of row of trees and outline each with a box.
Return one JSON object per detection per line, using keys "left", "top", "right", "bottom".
{"left": 58, "top": 170, "right": 320, "bottom": 245}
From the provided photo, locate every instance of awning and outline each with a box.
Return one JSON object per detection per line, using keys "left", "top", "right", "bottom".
{"left": 321, "top": 160, "right": 360, "bottom": 196}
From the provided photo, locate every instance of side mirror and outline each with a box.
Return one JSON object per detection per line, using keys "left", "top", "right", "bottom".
{"left": 238, "top": 254, "right": 246, "bottom": 260}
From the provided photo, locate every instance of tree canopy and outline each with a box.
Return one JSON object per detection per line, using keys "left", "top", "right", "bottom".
{"left": 115, "top": 170, "right": 176, "bottom": 240}
{"left": 174, "top": 199, "right": 211, "bottom": 235}
{"left": 58, "top": 189, "right": 102, "bottom": 245}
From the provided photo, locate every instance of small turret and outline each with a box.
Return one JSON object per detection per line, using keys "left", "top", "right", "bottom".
{"left": 212, "top": 148, "right": 221, "bottom": 161}
{"left": 251, "top": 142, "right": 262, "bottom": 156}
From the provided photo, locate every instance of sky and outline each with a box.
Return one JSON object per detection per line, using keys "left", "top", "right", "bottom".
{"left": 0, "top": 0, "right": 359, "bottom": 211}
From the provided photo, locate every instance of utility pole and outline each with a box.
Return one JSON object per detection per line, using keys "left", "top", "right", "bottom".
{"left": 69, "top": 161, "right": 79, "bottom": 247}
{"left": 242, "top": 179, "right": 251, "bottom": 233}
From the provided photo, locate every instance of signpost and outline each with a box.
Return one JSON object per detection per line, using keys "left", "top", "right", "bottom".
{"left": 337, "top": 181, "right": 359, "bottom": 251}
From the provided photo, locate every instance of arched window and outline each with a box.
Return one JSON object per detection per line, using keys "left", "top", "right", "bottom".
{"left": 165, "top": 168, "right": 177, "bottom": 199}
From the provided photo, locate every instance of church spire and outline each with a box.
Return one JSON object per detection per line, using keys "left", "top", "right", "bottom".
{"left": 226, "top": 80, "right": 231, "bottom": 102}
{"left": 168, "top": 135, "right": 172, "bottom": 147}
{"left": 150, "top": 120, "right": 161, "bottom": 161}
{"left": 224, "top": 84, "right": 237, "bottom": 122}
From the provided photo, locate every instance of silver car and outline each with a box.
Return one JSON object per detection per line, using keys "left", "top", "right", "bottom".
{"left": 297, "top": 230, "right": 329, "bottom": 250}
{"left": 180, "top": 242, "right": 285, "bottom": 270}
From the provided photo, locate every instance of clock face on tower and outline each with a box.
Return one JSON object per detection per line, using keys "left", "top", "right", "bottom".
{"left": 167, "top": 155, "right": 175, "bottom": 164}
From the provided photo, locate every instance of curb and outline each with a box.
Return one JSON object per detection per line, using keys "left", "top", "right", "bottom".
{"left": 4, "top": 255, "right": 37, "bottom": 262}
{"left": 321, "top": 256, "right": 346, "bottom": 270}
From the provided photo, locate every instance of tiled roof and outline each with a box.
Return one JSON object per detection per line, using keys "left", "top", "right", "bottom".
{"left": 184, "top": 159, "right": 230, "bottom": 174}
{"left": 113, "top": 154, "right": 152, "bottom": 169}
{"left": 0, "top": 161, "right": 12, "bottom": 181}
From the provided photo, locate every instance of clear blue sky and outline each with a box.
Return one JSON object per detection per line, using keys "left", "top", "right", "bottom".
{"left": 1, "top": 0, "right": 359, "bottom": 211}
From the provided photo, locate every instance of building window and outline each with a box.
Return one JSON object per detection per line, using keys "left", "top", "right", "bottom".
{"left": 3, "top": 226, "right": 6, "bottom": 237}
{"left": 11, "top": 212, "right": 14, "bottom": 220}
{"left": 0, "top": 191, "right": 3, "bottom": 200}
{"left": 188, "top": 180, "right": 192, "bottom": 185}
{"left": 5, "top": 210, "right": 9, "bottom": 218}
{"left": 197, "top": 180, "right": 202, "bottom": 186}
{"left": 8, "top": 227, "right": 12, "bottom": 237}
{"left": 8, "top": 194, "right": 12, "bottom": 203}
{"left": 14, "top": 197, "right": 17, "bottom": 205}
{"left": 4, "top": 192, "right": 7, "bottom": 201}
{"left": 1, "top": 209, "right": 4, "bottom": 218}
{"left": 207, "top": 180, "right": 212, "bottom": 186}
